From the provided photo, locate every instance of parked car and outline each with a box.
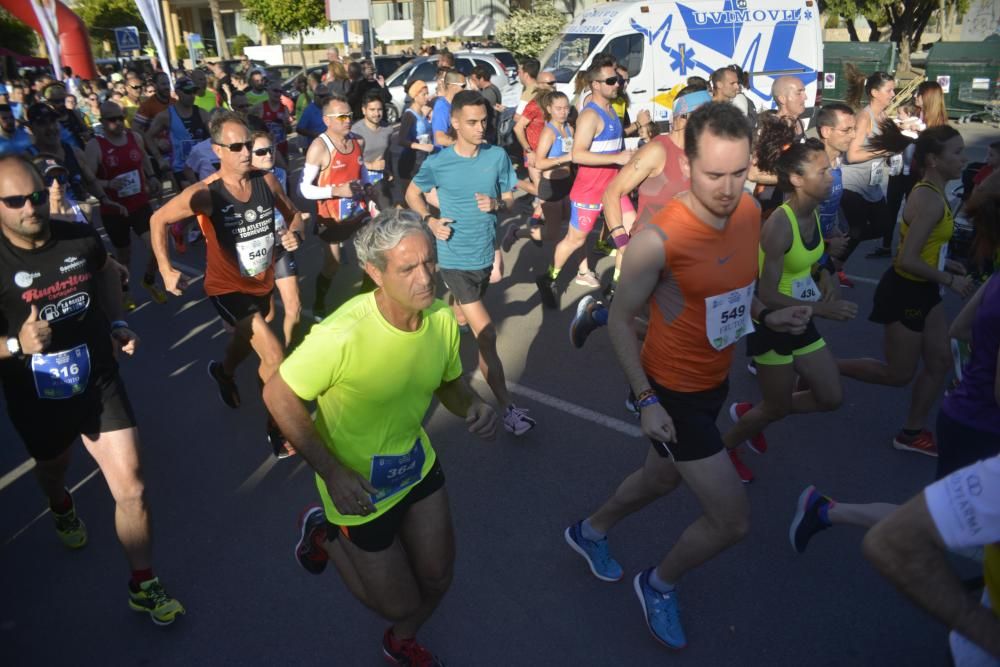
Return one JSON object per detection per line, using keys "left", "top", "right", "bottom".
{"left": 383, "top": 52, "right": 523, "bottom": 118}
{"left": 280, "top": 63, "right": 401, "bottom": 123}
{"left": 469, "top": 48, "right": 518, "bottom": 84}
{"left": 374, "top": 54, "right": 415, "bottom": 80}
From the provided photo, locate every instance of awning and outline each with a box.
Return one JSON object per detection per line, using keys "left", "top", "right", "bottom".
{"left": 0, "top": 47, "right": 50, "bottom": 68}
{"left": 375, "top": 20, "right": 450, "bottom": 43}
{"left": 447, "top": 14, "right": 496, "bottom": 37}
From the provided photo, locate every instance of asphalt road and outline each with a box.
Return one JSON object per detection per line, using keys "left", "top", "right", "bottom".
{"left": 1, "top": 125, "right": 996, "bottom": 666}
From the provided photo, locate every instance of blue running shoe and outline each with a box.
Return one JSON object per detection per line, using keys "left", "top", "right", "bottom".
{"left": 789, "top": 485, "right": 834, "bottom": 554}
{"left": 633, "top": 568, "right": 686, "bottom": 650}
{"left": 564, "top": 520, "right": 623, "bottom": 582}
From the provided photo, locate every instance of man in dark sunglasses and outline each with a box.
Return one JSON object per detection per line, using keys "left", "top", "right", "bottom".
{"left": 0, "top": 153, "right": 185, "bottom": 625}
{"left": 83, "top": 101, "right": 165, "bottom": 310}
{"left": 121, "top": 74, "right": 144, "bottom": 129}
{"left": 150, "top": 111, "right": 305, "bottom": 458}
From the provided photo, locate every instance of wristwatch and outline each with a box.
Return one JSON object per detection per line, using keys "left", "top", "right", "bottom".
{"left": 6, "top": 336, "right": 22, "bottom": 358}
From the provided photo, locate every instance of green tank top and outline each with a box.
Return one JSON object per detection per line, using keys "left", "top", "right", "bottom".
{"left": 758, "top": 203, "right": 825, "bottom": 302}
{"left": 894, "top": 180, "right": 954, "bottom": 283}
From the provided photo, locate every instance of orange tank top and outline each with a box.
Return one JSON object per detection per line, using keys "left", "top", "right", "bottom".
{"left": 641, "top": 194, "right": 761, "bottom": 392}
{"left": 316, "top": 133, "right": 366, "bottom": 221}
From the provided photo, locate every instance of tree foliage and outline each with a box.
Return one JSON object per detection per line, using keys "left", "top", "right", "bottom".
{"left": 0, "top": 8, "right": 38, "bottom": 55}
{"left": 241, "top": 0, "right": 329, "bottom": 39}
{"left": 73, "top": 0, "right": 142, "bottom": 30}
{"left": 496, "top": 0, "right": 567, "bottom": 58}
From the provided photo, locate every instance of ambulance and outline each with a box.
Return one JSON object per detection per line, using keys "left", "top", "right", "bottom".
{"left": 539, "top": 0, "right": 824, "bottom": 124}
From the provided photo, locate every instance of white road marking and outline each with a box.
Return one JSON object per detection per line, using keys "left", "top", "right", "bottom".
{"left": 843, "top": 273, "right": 879, "bottom": 286}
{"left": 0, "top": 459, "right": 35, "bottom": 493}
{"left": 4, "top": 467, "right": 101, "bottom": 546}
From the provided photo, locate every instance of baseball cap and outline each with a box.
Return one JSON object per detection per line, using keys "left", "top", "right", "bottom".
{"left": 26, "top": 102, "right": 59, "bottom": 124}
{"left": 110, "top": 72, "right": 124, "bottom": 83}
{"left": 31, "top": 155, "right": 68, "bottom": 175}
{"left": 673, "top": 90, "right": 712, "bottom": 117}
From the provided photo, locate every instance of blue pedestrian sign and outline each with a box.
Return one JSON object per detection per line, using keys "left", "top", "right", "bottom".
{"left": 114, "top": 27, "right": 141, "bottom": 52}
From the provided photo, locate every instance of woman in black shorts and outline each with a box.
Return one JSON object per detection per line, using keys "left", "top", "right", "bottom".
{"left": 839, "top": 125, "right": 977, "bottom": 456}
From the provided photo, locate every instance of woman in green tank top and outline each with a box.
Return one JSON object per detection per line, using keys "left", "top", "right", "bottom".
{"left": 839, "top": 125, "right": 976, "bottom": 456}
{"left": 724, "top": 136, "right": 859, "bottom": 461}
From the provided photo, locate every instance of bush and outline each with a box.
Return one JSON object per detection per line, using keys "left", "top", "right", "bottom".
{"left": 496, "top": 0, "right": 567, "bottom": 59}
{"left": 175, "top": 43, "right": 189, "bottom": 60}
{"left": 825, "top": 14, "right": 841, "bottom": 29}
{"left": 232, "top": 34, "right": 255, "bottom": 56}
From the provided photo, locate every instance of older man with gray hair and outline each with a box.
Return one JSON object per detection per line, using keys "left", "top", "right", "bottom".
{"left": 265, "top": 209, "right": 495, "bottom": 665}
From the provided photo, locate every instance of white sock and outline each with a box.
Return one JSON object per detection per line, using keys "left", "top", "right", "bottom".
{"left": 649, "top": 568, "right": 675, "bottom": 593}
{"left": 580, "top": 518, "right": 605, "bottom": 541}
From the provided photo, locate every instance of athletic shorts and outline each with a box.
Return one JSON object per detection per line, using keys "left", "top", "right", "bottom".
{"left": 647, "top": 378, "right": 728, "bottom": 462}
{"left": 869, "top": 268, "right": 941, "bottom": 333}
{"left": 103, "top": 204, "right": 152, "bottom": 249}
{"left": 935, "top": 409, "right": 1000, "bottom": 481}
{"left": 330, "top": 459, "right": 446, "bottom": 552}
{"left": 273, "top": 246, "right": 298, "bottom": 280}
{"left": 747, "top": 318, "right": 825, "bottom": 365}
{"left": 316, "top": 214, "right": 369, "bottom": 244}
{"left": 569, "top": 196, "right": 634, "bottom": 234}
{"left": 8, "top": 371, "right": 137, "bottom": 461}
{"left": 840, "top": 191, "right": 891, "bottom": 242}
{"left": 210, "top": 291, "right": 273, "bottom": 327}
{"left": 440, "top": 267, "right": 491, "bottom": 305}
{"left": 538, "top": 177, "right": 572, "bottom": 203}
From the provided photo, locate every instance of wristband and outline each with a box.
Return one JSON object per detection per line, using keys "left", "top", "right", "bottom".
{"left": 612, "top": 233, "right": 630, "bottom": 249}
{"left": 422, "top": 214, "right": 433, "bottom": 224}
{"left": 757, "top": 309, "right": 773, "bottom": 327}
{"left": 111, "top": 320, "right": 129, "bottom": 330}
{"left": 636, "top": 394, "right": 660, "bottom": 409}
{"left": 635, "top": 388, "right": 656, "bottom": 404}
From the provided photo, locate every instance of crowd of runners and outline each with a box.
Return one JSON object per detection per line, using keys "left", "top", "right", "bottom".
{"left": 1, "top": 51, "right": 998, "bottom": 666}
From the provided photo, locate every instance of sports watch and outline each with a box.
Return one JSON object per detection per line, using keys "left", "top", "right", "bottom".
{"left": 6, "top": 336, "right": 22, "bottom": 358}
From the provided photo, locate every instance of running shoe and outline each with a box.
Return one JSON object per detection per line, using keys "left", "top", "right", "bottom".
{"left": 503, "top": 404, "right": 536, "bottom": 436}
{"left": 892, "top": 429, "right": 938, "bottom": 457}
{"left": 837, "top": 270, "right": 854, "bottom": 288}
{"left": 122, "top": 293, "right": 137, "bottom": 313}
{"left": 728, "top": 449, "right": 754, "bottom": 484}
{"left": 564, "top": 520, "right": 623, "bottom": 582}
{"left": 574, "top": 271, "right": 601, "bottom": 289}
{"left": 594, "top": 238, "right": 615, "bottom": 257}
{"left": 789, "top": 485, "right": 834, "bottom": 554}
{"left": 140, "top": 277, "right": 167, "bottom": 304}
{"left": 128, "top": 577, "right": 185, "bottom": 626}
{"left": 633, "top": 568, "right": 686, "bottom": 650}
{"left": 382, "top": 628, "right": 444, "bottom": 666}
{"left": 866, "top": 245, "right": 891, "bottom": 259}
{"left": 295, "top": 505, "right": 330, "bottom": 575}
{"left": 267, "top": 417, "right": 295, "bottom": 459}
{"left": 569, "top": 296, "right": 606, "bottom": 349}
{"left": 169, "top": 222, "right": 187, "bottom": 254}
{"left": 535, "top": 273, "right": 559, "bottom": 310}
{"left": 500, "top": 224, "right": 519, "bottom": 253}
{"left": 603, "top": 282, "right": 616, "bottom": 303}
{"left": 728, "top": 402, "right": 768, "bottom": 455}
{"left": 207, "top": 361, "right": 240, "bottom": 408}
{"left": 52, "top": 491, "right": 87, "bottom": 549}
{"left": 625, "top": 388, "right": 639, "bottom": 418}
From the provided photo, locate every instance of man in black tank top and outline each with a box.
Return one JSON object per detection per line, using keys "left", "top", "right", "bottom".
{"left": 150, "top": 111, "right": 305, "bottom": 459}
{"left": 144, "top": 77, "right": 211, "bottom": 189}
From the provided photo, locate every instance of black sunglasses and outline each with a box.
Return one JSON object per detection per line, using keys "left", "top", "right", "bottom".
{"left": 129, "top": 84, "right": 142, "bottom": 90}
{"left": 1, "top": 189, "right": 47, "bottom": 208}
{"left": 177, "top": 86, "right": 196, "bottom": 94}
{"left": 44, "top": 173, "right": 68, "bottom": 186}
{"left": 101, "top": 115, "right": 124, "bottom": 123}
{"left": 599, "top": 76, "right": 620, "bottom": 86}
{"left": 252, "top": 146, "right": 273, "bottom": 156}
{"left": 213, "top": 140, "right": 253, "bottom": 153}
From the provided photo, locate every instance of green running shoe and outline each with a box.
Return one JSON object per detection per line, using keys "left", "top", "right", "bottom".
{"left": 52, "top": 496, "right": 87, "bottom": 549}
{"left": 128, "top": 577, "right": 185, "bottom": 626}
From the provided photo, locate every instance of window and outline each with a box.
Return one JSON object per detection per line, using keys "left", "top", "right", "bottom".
{"left": 405, "top": 61, "right": 438, "bottom": 85}
{"left": 541, "top": 33, "right": 603, "bottom": 84}
{"left": 602, "top": 34, "right": 643, "bottom": 77}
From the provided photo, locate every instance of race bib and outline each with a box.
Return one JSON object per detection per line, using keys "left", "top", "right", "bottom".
{"left": 869, "top": 159, "right": 885, "bottom": 186}
{"left": 267, "top": 122, "right": 286, "bottom": 144}
{"left": 369, "top": 439, "right": 426, "bottom": 504}
{"left": 792, "top": 275, "right": 821, "bottom": 302}
{"left": 938, "top": 244, "right": 948, "bottom": 271}
{"left": 368, "top": 170, "right": 384, "bottom": 184}
{"left": 705, "top": 282, "right": 755, "bottom": 351}
{"left": 888, "top": 154, "right": 903, "bottom": 177}
{"left": 562, "top": 136, "right": 574, "bottom": 152}
{"left": 235, "top": 234, "right": 274, "bottom": 277}
{"left": 115, "top": 169, "right": 142, "bottom": 197}
{"left": 337, "top": 197, "right": 362, "bottom": 220}
{"left": 31, "top": 343, "right": 90, "bottom": 400}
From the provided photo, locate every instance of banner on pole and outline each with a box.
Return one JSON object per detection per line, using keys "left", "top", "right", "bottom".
{"left": 31, "top": 0, "right": 62, "bottom": 80}
{"left": 133, "top": 0, "right": 173, "bottom": 88}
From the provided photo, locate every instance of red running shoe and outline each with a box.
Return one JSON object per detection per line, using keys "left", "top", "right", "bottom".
{"left": 892, "top": 429, "right": 938, "bottom": 457}
{"left": 728, "top": 402, "right": 769, "bottom": 454}
{"left": 382, "top": 628, "right": 444, "bottom": 666}
{"left": 728, "top": 449, "right": 754, "bottom": 484}
{"left": 837, "top": 270, "right": 854, "bottom": 288}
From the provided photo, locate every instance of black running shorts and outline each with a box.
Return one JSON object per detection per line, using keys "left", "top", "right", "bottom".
{"left": 273, "top": 247, "right": 298, "bottom": 280}
{"left": 869, "top": 268, "right": 941, "bottom": 333}
{"left": 102, "top": 204, "right": 153, "bottom": 249}
{"left": 538, "top": 176, "right": 572, "bottom": 203}
{"left": 439, "top": 267, "right": 491, "bottom": 305}
{"left": 9, "top": 371, "right": 137, "bottom": 461}
{"left": 316, "top": 215, "right": 368, "bottom": 244}
{"left": 647, "top": 379, "right": 729, "bottom": 462}
{"left": 210, "top": 291, "right": 273, "bottom": 327}
{"left": 330, "top": 460, "right": 446, "bottom": 552}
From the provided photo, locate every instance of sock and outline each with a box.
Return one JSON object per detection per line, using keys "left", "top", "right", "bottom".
{"left": 130, "top": 568, "right": 155, "bottom": 589}
{"left": 50, "top": 490, "right": 72, "bottom": 514}
{"left": 818, "top": 499, "right": 835, "bottom": 527}
{"left": 314, "top": 273, "right": 332, "bottom": 309}
{"left": 547, "top": 265, "right": 561, "bottom": 280}
{"left": 613, "top": 266, "right": 621, "bottom": 282}
{"left": 593, "top": 307, "right": 609, "bottom": 326}
{"left": 902, "top": 428, "right": 922, "bottom": 437}
{"left": 580, "top": 518, "right": 605, "bottom": 542}
{"left": 649, "top": 568, "right": 675, "bottom": 593}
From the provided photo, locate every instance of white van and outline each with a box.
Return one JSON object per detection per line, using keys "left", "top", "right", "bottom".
{"left": 539, "top": 0, "right": 823, "bottom": 124}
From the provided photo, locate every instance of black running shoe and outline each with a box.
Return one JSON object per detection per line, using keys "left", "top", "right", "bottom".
{"left": 207, "top": 361, "right": 240, "bottom": 408}
{"left": 535, "top": 273, "right": 559, "bottom": 309}
{"left": 789, "top": 485, "right": 834, "bottom": 553}
{"left": 267, "top": 417, "right": 294, "bottom": 459}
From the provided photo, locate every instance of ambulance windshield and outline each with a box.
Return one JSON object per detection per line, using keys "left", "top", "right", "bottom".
{"left": 540, "top": 34, "right": 603, "bottom": 84}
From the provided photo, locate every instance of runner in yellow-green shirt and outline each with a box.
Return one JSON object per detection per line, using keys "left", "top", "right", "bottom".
{"left": 263, "top": 209, "right": 497, "bottom": 666}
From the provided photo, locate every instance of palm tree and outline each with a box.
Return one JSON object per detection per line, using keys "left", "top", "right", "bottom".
{"left": 412, "top": 0, "right": 424, "bottom": 52}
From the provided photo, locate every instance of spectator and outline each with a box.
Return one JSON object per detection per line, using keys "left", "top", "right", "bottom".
{"left": 325, "top": 61, "right": 350, "bottom": 97}
{"left": 295, "top": 83, "right": 330, "bottom": 144}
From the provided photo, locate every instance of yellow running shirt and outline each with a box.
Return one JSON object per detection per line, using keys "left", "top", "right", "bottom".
{"left": 279, "top": 292, "right": 462, "bottom": 526}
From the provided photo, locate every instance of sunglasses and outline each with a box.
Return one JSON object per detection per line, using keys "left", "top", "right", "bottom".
{"left": 129, "top": 84, "right": 142, "bottom": 90}
{"left": 213, "top": 140, "right": 253, "bottom": 153}
{"left": 599, "top": 76, "right": 620, "bottom": 86}
{"left": 324, "top": 113, "right": 352, "bottom": 121}
{"left": 44, "top": 172, "right": 68, "bottom": 186}
{"left": 1, "top": 189, "right": 47, "bottom": 208}
{"left": 101, "top": 115, "right": 124, "bottom": 122}
{"left": 252, "top": 146, "right": 273, "bottom": 156}
{"left": 233, "top": 104, "right": 249, "bottom": 110}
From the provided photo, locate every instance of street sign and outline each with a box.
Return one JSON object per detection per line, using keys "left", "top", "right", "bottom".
{"left": 327, "top": 0, "right": 370, "bottom": 22}
{"left": 114, "top": 27, "right": 141, "bottom": 52}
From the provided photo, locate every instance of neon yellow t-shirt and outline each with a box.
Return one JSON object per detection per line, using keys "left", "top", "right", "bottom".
{"left": 279, "top": 292, "right": 462, "bottom": 526}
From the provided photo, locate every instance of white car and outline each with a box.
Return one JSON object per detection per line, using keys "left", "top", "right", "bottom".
{"left": 383, "top": 51, "right": 523, "bottom": 118}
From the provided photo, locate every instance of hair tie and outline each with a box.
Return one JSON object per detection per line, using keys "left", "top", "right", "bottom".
{"left": 780, "top": 143, "right": 793, "bottom": 153}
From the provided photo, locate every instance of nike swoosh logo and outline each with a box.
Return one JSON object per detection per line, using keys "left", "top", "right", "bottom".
{"left": 718, "top": 253, "right": 734, "bottom": 264}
